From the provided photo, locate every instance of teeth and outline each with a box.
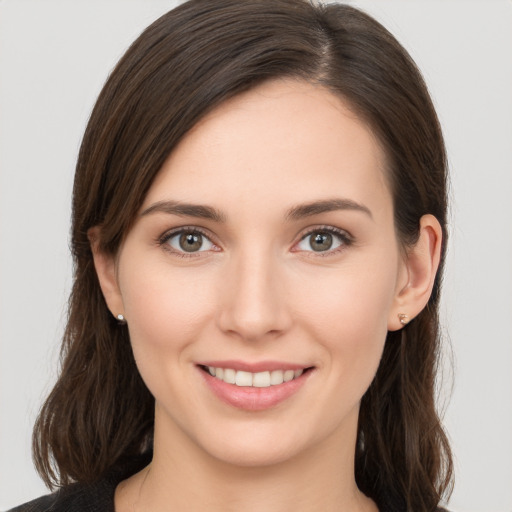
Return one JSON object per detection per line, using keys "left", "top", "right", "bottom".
{"left": 270, "top": 370, "right": 284, "bottom": 385}
{"left": 223, "top": 368, "right": 236, "bottom": 384}
{"left": 283, "top": 370, "right": 295, "bottom": 382}
{"left": 206, "top": 367, "right": 306, "bottom": 387}
{"left": 252, "top": 371, "right": 270, "bottom": 388}
{"left": 235, "top": 370, "right": 252, "bottom": 387}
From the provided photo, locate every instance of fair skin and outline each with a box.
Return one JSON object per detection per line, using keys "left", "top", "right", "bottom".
{"left": 91, "top": 79, "right": 442, "bottom": 512}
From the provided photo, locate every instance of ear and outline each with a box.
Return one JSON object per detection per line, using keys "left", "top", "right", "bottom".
{"left": 88, "top": 226, "right": 125, "bottom": 321}
{"left": 388, "top": 214, "right": 443, "bottom": 331}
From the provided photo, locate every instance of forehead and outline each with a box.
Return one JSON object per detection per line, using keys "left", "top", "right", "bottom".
{"left": 143, "top": 79, "right": 391, "bottom": 218}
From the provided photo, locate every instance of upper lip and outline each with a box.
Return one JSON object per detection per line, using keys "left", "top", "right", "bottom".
{"left": 197, "top": 360, "right": 312, "bottom": 373}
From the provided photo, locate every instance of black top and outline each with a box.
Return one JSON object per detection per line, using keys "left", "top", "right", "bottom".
{"left": 7, "top": 453, "right": 153, "bottom": 512}
{"left": 8, "top": 475, "right": 118, "bottom": 512}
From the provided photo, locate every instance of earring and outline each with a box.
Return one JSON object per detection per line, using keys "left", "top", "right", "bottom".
{"left": 398, "top": 313, "right": 409, "bottom": 326}
{"left": 116, "top": 314, "right": 127, "bottom": 324}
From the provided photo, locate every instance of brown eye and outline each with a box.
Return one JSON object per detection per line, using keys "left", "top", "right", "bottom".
{"left": 309, "top": 232, "right": 333, "bottom": 252}
{"left": 179, "top": 232, "right": 204, "bottom": 252}
{"left": 165, "top": 230, "right": 215, "bottom": 254}
{"left": 296, "top": 228, "right": 349, "bottom": 254}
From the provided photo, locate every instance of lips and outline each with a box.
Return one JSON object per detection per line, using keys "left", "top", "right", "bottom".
{"left": 197, "top": 361, "right": 313, "bottom": 411}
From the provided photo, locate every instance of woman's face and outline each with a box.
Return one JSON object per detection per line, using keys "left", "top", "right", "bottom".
{"left": 112, "top": 79, "right": 408, "bottom": 467}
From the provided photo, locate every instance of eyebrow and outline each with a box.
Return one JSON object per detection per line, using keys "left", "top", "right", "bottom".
{"left": 140, "top": 197, "right": 372, "bottom": 223}
{"left": 140, "top": 200, "right": 227, "bottom": 222}
{"left": 285, "top": 198, "right": 373, "bottom": 221}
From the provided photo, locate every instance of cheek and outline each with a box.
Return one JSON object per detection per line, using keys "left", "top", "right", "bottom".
{"left": 294, "top": 257, "right": 398, "bottom": 387}
{"left": 119, "top": 259, "right": 216, "bottom": 373}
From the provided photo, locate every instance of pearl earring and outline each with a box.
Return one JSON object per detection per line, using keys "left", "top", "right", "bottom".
{"left": 398, "top": 313, "right": 409, "bottom": 326}
{"left": 116, "top": 314, "right": 126, "bottom": 324}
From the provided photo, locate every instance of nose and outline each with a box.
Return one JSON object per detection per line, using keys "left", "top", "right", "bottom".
{"left": 217, "top": 249, "right": 292, "bottom": 342}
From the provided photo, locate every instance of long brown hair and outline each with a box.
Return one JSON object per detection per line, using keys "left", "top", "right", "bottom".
{"left": 33, "top": 1, "right": 453, "bottom": 509}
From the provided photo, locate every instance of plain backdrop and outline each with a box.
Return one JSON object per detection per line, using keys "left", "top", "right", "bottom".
{"left": 1, "top": 1, "right": 511, "bottom": 511}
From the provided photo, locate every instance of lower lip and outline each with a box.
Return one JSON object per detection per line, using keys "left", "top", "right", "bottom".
{"left": 199, "top": 368, "right": 312, "bottom": 411}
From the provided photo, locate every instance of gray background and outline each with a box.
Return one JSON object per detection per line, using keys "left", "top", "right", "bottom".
{"left": 1, "top": 1, "right": 511, "bottom": 510}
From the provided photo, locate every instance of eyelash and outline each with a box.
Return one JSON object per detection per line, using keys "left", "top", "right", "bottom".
{"left": 157, "top": 225, "right": 353, "bottom": 258}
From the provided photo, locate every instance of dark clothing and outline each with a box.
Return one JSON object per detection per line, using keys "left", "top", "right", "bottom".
{"left": 8, "top": 475, "right": 118, "bottom": 512}
{"left": 7, "top": 454, "right": 152, "bottom": 512}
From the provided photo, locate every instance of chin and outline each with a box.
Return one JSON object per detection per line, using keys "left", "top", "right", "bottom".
{"left": 205, "top": 436, "right": 306, "bottom": 468}
{"left": 192, "top": 413, "right": 337, "bottom": 470}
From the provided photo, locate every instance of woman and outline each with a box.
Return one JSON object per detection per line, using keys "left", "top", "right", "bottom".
{"left": 10, "top": 0, "right": 453, "bottom": 510}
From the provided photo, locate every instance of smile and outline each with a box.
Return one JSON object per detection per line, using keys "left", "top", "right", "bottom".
{"left": 198, "top": 362, "right": 314, "bottom": 410}
{"left": 205, "top": 366, "right": 304, "bottom": 387}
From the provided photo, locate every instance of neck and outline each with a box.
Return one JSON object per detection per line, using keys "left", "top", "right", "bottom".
{"left": 116, "top": 407, "right": 377, "bottom": 512}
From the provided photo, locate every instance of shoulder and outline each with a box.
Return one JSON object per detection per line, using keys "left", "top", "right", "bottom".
{"left": 7, "top": 452, "right": 152, "bottom": 512}
{"left": 6, "top": 477, "right": 116, "bottom": 512}
{"left": 7, "top": 493, "right": 56, "bottom": 512}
